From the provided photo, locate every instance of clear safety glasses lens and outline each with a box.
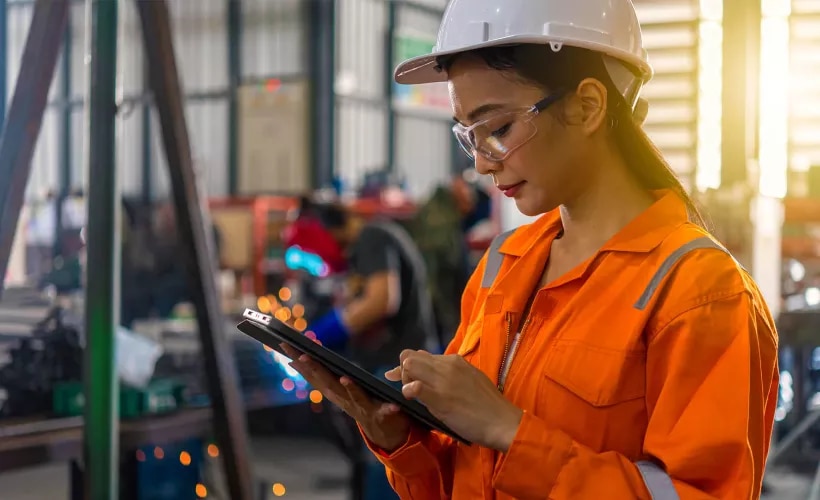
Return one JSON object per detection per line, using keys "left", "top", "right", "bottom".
{"left": 452, "top": 111, "right": 539, "bottom": 162}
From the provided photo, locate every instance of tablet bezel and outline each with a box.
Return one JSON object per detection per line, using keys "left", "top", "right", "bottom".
{"left": 236, "top": 308, "right": 470, "bottom": 445}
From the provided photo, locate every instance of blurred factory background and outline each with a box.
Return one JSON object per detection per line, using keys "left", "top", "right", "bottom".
{"left": 0, "top": 0, "right": 819, "bottom": 498}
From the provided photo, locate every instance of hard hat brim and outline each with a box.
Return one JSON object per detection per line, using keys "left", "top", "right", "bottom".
{"left": 394, "top": 35, "right": 653, "bottom": 85}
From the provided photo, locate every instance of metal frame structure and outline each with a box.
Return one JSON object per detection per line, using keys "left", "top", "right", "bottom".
{"left": 0, "top": 0, "right": 253, "bottom": 497}
{"left": 0, "top": 0, "right": 69, "bottom": 297}
{"left": 134, "top": 1, "right": 253, "bottom": 498}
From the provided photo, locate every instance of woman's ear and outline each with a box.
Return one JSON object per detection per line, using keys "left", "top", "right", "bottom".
{"left": 574, "top": 78, "right": 608, "bottom": 135}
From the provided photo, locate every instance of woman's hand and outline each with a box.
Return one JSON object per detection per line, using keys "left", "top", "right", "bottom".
{"left": 280, "top": 344, "right": 411, "bottom": 452}
{"left": 386, "top": 350, "right": 523, "bottom": 452}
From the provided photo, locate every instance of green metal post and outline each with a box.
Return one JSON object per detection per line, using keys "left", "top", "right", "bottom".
{"left": 83, "top": 0, "right": 120, "bottom": 498}
{"left": 385, "top": 1, "right": 396, "bottom": 171}
{"left": 227, "top": 0, "right": 241, "bottom": 195}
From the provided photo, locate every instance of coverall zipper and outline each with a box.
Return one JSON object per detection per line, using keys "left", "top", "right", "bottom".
{"left": 498, "top": 312, "right": 530, "bottom": 392}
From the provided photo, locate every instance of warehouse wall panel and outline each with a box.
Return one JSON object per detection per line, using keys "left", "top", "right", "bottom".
{"left": 242, "top": 0, "right": 305, "bottom": 78}
{"left": 335, "top": 0, "right": 389, "bottom": 187}
{"left": 635, "top": 0, "right": 700, "bottom": 186}
{"left": 789, "top": 1, "right": 820, "bottom": 174}
{"left": 6, "top": 0, "right": 710, "bottom": 204}
{"left": 117, "top": 2, "right": 145, "bottom": 96}
{"left": 336, "top": 98, "right": 388, "bottom": 190}
{"left": 117, "top": 111, "right": 144, "bottom": 198}
{"left": 390, "top": 2, "right": 452, "bottom": 197}
{"left": 337, "top": 0, "right": 386, "bottom": 99}
{"left": 149, "top": 101, "right": 229, "bottom": 199}
{"left": 166, "top": 0, "right": 227, "bottom": 91}
{"left": 116, "top": 2, "right": 147, "bottom": 197}
{"left": 395, "top": 115, "right": 451, "bottom": 198}
{"left": 68, "top": 3, "right": 86, "bottom": 101}
{"left": 69, "top": 108, "right": 84, "bottom": 191}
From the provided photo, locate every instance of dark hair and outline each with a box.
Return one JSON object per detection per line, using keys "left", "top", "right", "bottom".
{"left": 437, "top": 44, "right": 706, "bottom": 227}
{"left": 316, "top": 203, "right": 349, "bottom": 230}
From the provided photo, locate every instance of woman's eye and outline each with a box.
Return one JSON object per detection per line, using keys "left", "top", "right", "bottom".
{"left": 491, "top": 123, "right": 512, "bottom": 138}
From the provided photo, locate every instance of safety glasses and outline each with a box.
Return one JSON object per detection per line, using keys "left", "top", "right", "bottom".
{"left": 452, "top": 91, "right": 565, "bottom": 162}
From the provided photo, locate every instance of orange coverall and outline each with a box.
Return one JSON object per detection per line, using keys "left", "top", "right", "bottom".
{"left": 364, "top": 190, "right": 780, "bottom": 499}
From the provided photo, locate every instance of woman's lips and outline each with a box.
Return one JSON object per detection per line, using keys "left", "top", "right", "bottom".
{"left": 497, "top": 181, "right": 525, "bottom": 197}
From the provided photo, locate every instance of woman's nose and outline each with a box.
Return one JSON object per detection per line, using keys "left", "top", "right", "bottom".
{"left": 473, "top": 154, "right": 499, "bottom": 177}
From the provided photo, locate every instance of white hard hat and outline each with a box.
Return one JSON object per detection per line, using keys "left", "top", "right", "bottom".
{"left": 395, "top": 0, "right": 652, "bottom": 108}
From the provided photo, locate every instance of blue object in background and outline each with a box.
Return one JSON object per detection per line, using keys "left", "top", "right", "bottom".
{"left": 308, "top": 308, "right": 350, "bottom": 350}
{"left": 134, "top": 438, "right": 204, "bottom": 500}
{"left": 285, "top": 246, "right": 330, "bottom": 278}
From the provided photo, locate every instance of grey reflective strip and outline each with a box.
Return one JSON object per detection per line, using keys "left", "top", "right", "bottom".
{"left": 636, "top": 461, "right": 679, "bottom": 500}
{"left": 481, "top": 229, "right": 516, "bottom": 288}
{"left": 633, "top": 237, "right": 728, "bottom": 310}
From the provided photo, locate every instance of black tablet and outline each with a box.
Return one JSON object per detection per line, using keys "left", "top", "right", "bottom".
{"left": 237, "top": 308, "right": 471, "bottom": 445}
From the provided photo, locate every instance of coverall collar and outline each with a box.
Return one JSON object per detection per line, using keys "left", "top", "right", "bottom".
{"left": 498, "top": 189, "right": 688, "bottom": 257}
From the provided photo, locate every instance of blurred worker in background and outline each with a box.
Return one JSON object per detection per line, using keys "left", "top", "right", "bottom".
{"left": 307, "top": 202, "right": 436, "bottom": 375}
{"left": 411, "top": 171, "right": 492, "bottom": 347}
{"left": 300, "top": 202, "right": 436, "bottom": 500}
{"left": 284, "top": 0, "right": 780, "bottom": 498}
{"left": 283, "top": 196, "right": 348, "bottom": 275}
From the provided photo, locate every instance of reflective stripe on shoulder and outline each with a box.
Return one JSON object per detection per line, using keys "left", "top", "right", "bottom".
{"left": 635, "top": 461, "right": 679, "bottom": 500}
{"left": 633, "top": 236, "right": 729, "bottom": 311}
{"left": 481, "top": 229, "right": 516, "bottom": 288}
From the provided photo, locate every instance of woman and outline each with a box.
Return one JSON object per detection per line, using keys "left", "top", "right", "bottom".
{"left": 283, "top": 0, "right": 780, "bottom": 498}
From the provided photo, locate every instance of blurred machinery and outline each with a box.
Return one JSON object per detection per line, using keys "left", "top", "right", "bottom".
{"left": 764, "top": 186, "right": 820, "bottom": 487}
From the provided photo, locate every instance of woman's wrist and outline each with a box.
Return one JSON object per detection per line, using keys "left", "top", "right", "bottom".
{"left": 362, "top": 423, "right": 411, "bottom": 454}
{"left": 486, "top": 405, "right": 524, "bottom": 453}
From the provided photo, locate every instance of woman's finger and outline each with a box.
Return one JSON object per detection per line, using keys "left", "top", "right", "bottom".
{"left": 375, "top": 402, "right": 402, "bottom": 418}
{"left": 340, "top": 376, "right": 379, "bottom": 413}
{"left": 384, "top": 365, "right": 402, "bottom": 382}
{"left": 280, "top": 343, "right": 303, "bottom": 361}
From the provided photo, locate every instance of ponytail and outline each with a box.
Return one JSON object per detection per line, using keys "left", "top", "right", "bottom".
{"left": 610, "top": 101, "right": 707, "bottom": 228}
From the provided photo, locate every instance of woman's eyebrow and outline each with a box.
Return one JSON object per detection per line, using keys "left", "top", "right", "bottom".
{"left": 453, "top": 102, "right": 508, "bottom": 125}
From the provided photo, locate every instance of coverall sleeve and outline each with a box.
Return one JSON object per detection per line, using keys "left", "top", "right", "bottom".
{"left": 491, "top": 290, "right": 779, "bottom": 499}
{"left": 359, "top": 254, "right": 488, "bottom": 499}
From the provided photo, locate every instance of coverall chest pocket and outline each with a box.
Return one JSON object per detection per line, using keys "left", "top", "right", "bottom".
{"left": 538, "top": 340, "right": 647, "bottom": 456}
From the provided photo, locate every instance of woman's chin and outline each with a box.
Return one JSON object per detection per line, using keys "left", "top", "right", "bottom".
{"left": 513, "top": 197, "right": 551, "bottom": 218}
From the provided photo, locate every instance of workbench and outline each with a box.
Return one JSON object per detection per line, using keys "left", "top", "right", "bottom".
{"left": 0, "top": 409, "right": 212, "bottom": 499}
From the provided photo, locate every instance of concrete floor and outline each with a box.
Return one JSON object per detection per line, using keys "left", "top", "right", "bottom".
{"left": 0, "top": 436, "right": 814, "bottom": 499}
{"left": 0, "top": 436, "right": 351, "bottom": 500}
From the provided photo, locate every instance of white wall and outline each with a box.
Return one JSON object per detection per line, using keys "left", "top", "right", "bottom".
{"left": 9, "top": 0, "right": 704, "bottom": 207}
{"left": 9, "top": 0, "right": 453, "bottom": 205}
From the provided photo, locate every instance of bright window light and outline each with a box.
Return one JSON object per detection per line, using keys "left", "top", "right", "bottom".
{"left": 696, "top": 13, "right": 723, "bottom": 191}
{"left": 758, "top": 0, "right": 791, "bottom": 198}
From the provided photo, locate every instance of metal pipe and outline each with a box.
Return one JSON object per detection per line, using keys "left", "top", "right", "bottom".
{"left": 83, "top": 0, "right": 120, "bottom": 497}
{"left": 227, "top": 0, "right": 241, "bottom": 195}
{"left": 134, "top": 1, "right": 254, "bottom": 498}
{"left": 385, "top": 0, "right": 396, "bottom": 171}
{"left": 306, "top": 0, "right": 335, "bottom": 189}
{"left": 0, "top": 0, "right": 69, "bottom": 297}
{"left": 0, "top": 0, "right": 7, "bottom": 127}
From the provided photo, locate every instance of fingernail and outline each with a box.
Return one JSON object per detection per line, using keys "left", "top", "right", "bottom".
{"left": 299, "top": 354, "right": 309, "bottom": 362}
